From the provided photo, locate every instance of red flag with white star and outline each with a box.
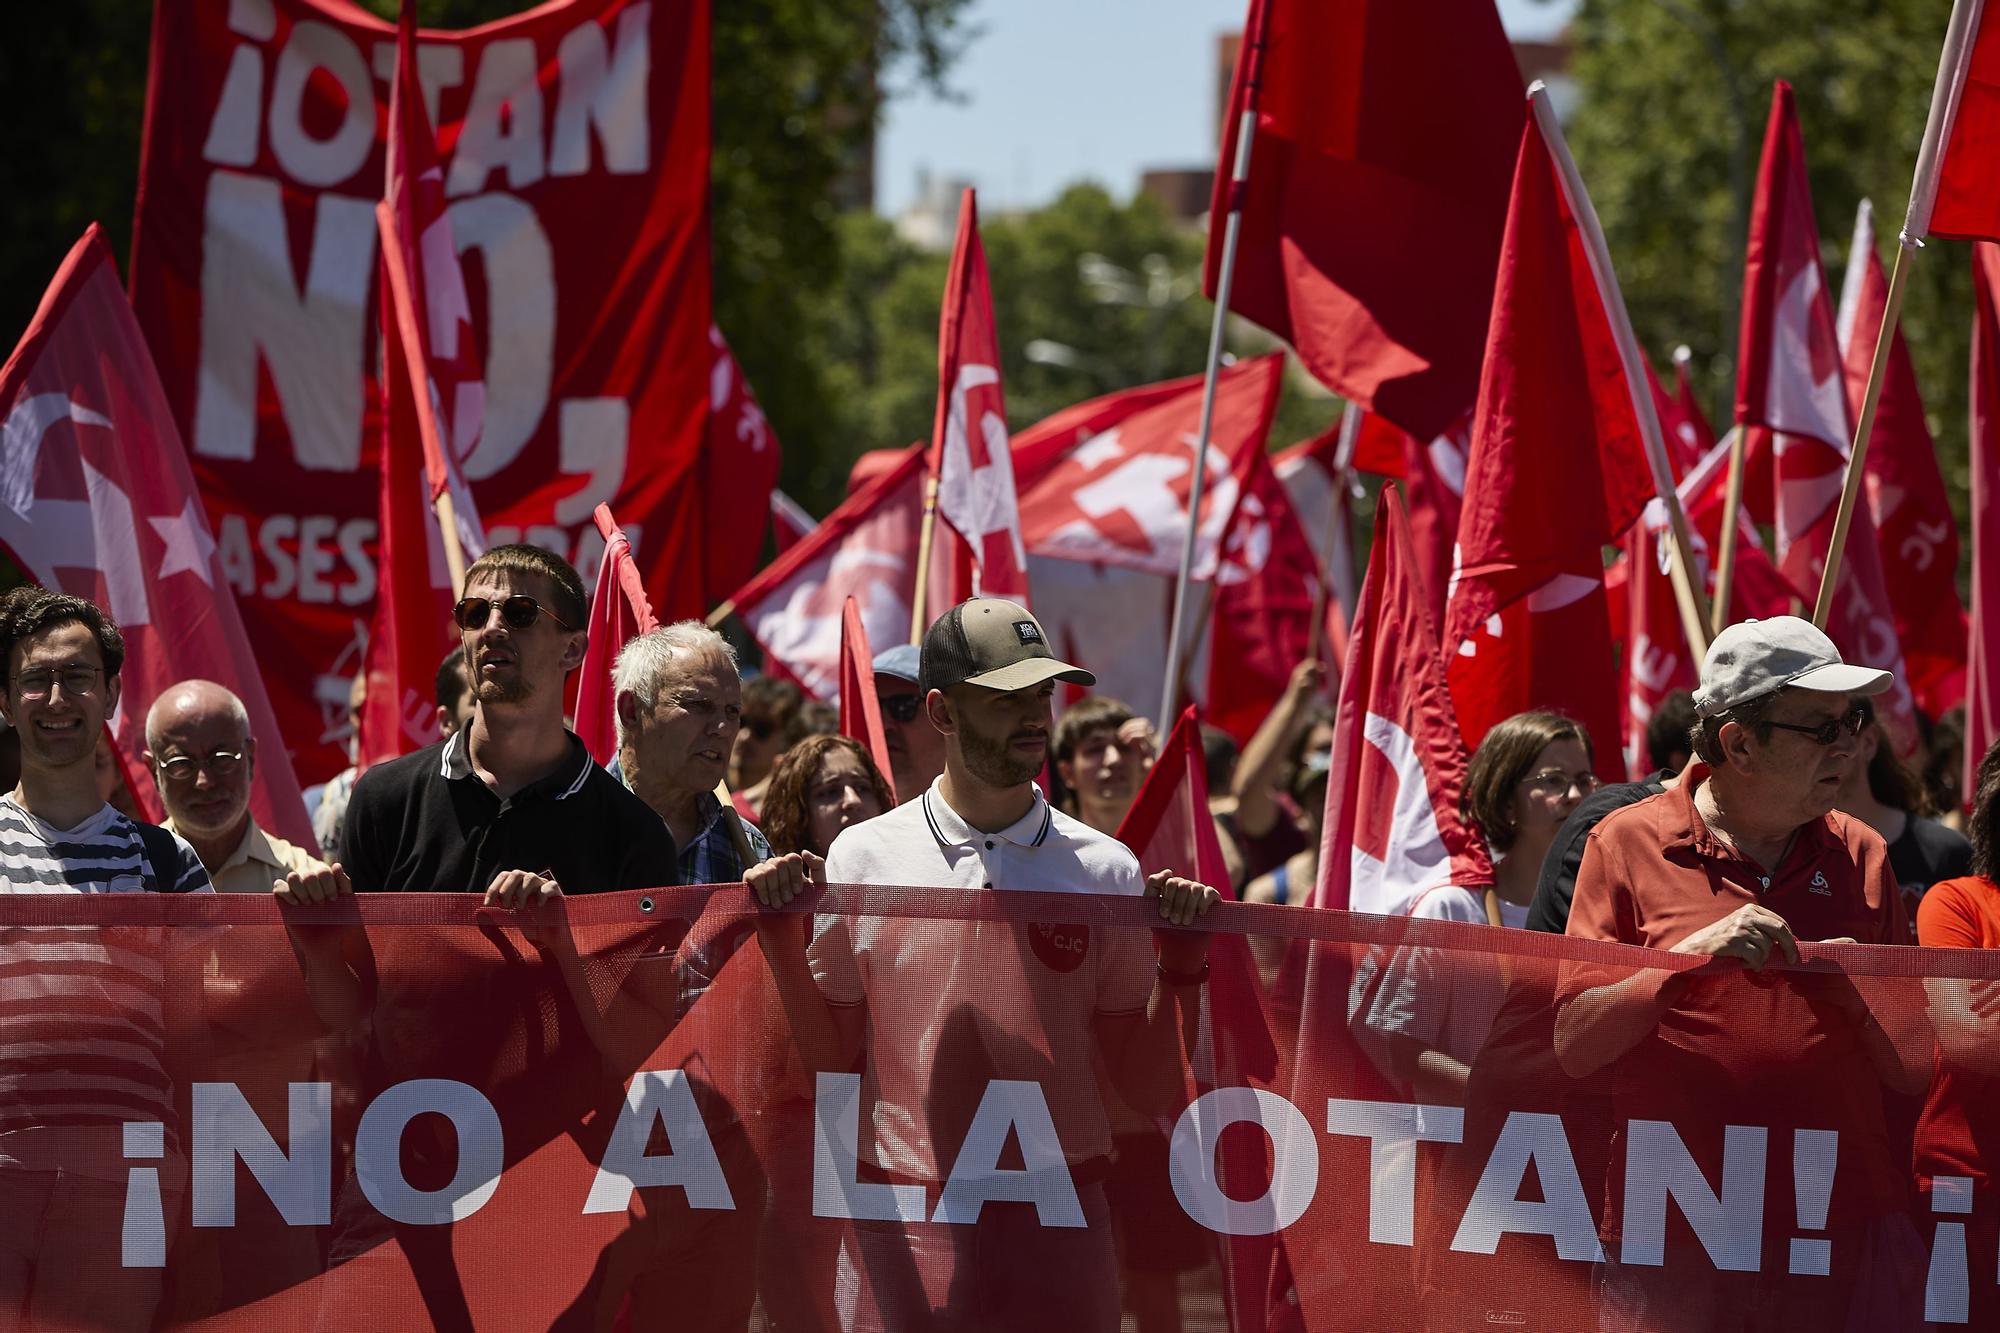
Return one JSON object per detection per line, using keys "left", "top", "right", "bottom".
{"left": 0, "top": 226, "right": 313, "bottom": 847}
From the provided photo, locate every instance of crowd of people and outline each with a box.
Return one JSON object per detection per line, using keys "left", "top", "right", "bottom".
{"left": 6, "top": 539, "right": 2000, "bottom": 1329}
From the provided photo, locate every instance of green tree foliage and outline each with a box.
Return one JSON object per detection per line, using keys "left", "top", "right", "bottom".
{"left": 1565, "top": 0, "right": 1972, "bottom": 529}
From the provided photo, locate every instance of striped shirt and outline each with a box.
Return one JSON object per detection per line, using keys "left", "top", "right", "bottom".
{"left": 0, "top": 798, "right": 212, "bottom": 1171}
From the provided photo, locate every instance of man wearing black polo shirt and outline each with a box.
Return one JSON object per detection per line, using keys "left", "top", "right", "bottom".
{"left": 340, "top": 544, "right": 677, "bottom": 899}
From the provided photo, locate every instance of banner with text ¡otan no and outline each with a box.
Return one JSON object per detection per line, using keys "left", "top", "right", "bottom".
{"left": 129, "top": 0, "right": 711, "bottom": 783}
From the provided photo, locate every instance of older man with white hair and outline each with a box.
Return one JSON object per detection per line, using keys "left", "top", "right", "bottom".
{"left": 615, "top": 622, "right": 771, "bottom": 885}
{"left": 145, "top": 679, "right": 327, "bottom": 893}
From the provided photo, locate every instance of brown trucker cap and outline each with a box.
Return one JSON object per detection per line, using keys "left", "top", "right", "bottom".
{"left": 918, "top": 598, "right": 1096, "bottom": 694}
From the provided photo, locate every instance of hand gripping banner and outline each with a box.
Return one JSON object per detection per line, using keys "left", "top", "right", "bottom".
{"left": 128, "top": 0, "right": 711, "bottom": 784}
{"left": 3, "top": 886, "right": 1993, "bottom": 1329}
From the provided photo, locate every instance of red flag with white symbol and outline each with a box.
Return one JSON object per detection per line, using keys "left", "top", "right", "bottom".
{"left": 359, "top": 6, "right": 490, "bottom": 772}
{"left": 574, "top": 504, "right": 657, "bottom": 767}
{"left": 1207, "top": 448, "right": 1325, "bottom": 741}
{"left": 837, "top": 596, "right": 895, "bottom": 803}
{"left": 929, "top": 190, "right": 1028, "bottom": 604}
{"left": 1442, "top": 103, "right": 1654, "bottom": 768}
{"left": 1906, "top": 0, "right": 2000, "bottom": 244}
{"left": 1734, "top": 82, "right": 1920, "bottom": 753}
{"left": 1836, "top": 200, "right": 1969, "bottom": 717}
{"left": 726, "top": 445, "right": 955, "bottom": 700}
{"left": 702, "top": 327, "right": 782, "bottom": 607}
{"left": 1615, "top": 522, "right": 1697, "bottom": 780}
{"left": 0, "top": 227, "right": 313, "bottom": 847}
{"left": 1208, "top": 0, "right": 1522, "bottom": 440}
{"left": 1320, "top": 487, "right": 1492, "bottom": 914}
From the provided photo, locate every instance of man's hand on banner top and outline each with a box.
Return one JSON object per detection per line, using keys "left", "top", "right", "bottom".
{"left": 484, "top": 869, "right": 562, "bottom": 909}
{"left": 274, "top": 862, "right": 352, "bottom": 905}
{"left": 747, "top": 852, "right": 824, "bottom": 909}
{"left": 1669, "top": 902, "right": 1799, "bottom": 970}
{"left": 1146, "top": 870, "right": 1220, "bottom": 928}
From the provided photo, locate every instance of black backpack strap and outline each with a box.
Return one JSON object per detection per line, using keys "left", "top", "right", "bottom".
{"left": 134, "top": 820, "right": 194, "bottom": 894}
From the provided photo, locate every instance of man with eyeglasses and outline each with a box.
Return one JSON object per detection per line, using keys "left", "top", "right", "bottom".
{"left": 145, "top": 680, "right": 327, "bottom": 893}
{"left": 1555, "top": 617, "right": 1923, "bottom": 1326}
{"left": 335, "top": 544, "right": 677, "bottom": 903}
{"left": 872, "top": 643, "right": 947, "bottom": 801}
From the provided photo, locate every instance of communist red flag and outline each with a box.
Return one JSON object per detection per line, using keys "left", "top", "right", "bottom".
{"left": 1337, "top": 413, "right": 1472, "bottom": 625}
{"left": 358, "top": 8, "right": 491, "bottom": 772}
{"left": 1970, "top": 243, "right": 2000, "bottom": 806}
{"left": 1208, "top": 0, "right": 1522, "bottom": 440}
{"left": 1670, "top": 349, "right": 1718, "bottom": 459}
{"left": 1734, "top": 82, "right": 1920, "bottom": 753}
{"left": 701, "top": 326, "right": 782, "bottom": 607}
{"left": 1442, "top": 103, "right": 1655, "bottom": 768}
{"left": 727, "top": 445, "right": 956, "bottom": 700}
{"left": 1838, "top": 199, "right": 1969, "bottom": 717}
{"left": 1322, "top": 489, "right": 1493, "bottom": 915}
{"left": 574, "top": 505, "right": 657, "bottom": 767}
{"left": 930, "top": 189, "right": 1029, "bottom": 604}
{"left": 0, "top": 227, "right": 313, "bottom": 846}
{"left": 837, "top": 596, "right": 895, "bottom": 803}
{"left": 1907, "top": 0, "right": 2000, "bottom": 243}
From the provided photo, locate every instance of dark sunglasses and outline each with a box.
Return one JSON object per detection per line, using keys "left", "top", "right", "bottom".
{"left": 1763, "top": 707, "right": 1867, "bottom": 746}
{"left": 879, "top": 693, "right": 922, "bottom": 723}
{"left": 452, "top": 595, "right": 577, "bottom": 633}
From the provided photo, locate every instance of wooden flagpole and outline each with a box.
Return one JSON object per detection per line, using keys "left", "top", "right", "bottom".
{"left": 908, "top": 475, "right": 941, "bottom": 644}
{"left": 1709, "top": 427, "right": 1747, "bottom": 633}
{"left": 1159, "top": 4, "right": 1271, "bottom": 732}
{"left": 1531, "top": 83, "right": 1712, "bottom": 660}
{"left": 433, "top": 490, "right": 469, "bottom": 596}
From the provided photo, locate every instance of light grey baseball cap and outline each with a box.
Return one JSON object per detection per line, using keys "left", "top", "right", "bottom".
{"left": 1692, "top": 616, "right": 1892, "bottom": 717}
{"left": 872, "top": 643, "right": 923, "bottom": 684}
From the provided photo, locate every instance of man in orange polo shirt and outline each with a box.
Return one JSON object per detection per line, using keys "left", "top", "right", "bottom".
{"left": 1555, "top": 616, "right": 1926, "bottom": 1329}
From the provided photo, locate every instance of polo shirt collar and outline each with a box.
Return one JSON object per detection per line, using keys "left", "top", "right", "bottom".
{"left": 1670, "top": 762, "right": 1842, "bottom": 861}
{"left": 165, "top": 816, "right": 282, "bottom": 874}
{"left": 439, "top": 727, "right": 593, "bottom": 801}
{"left": 920, "top": 777, "right": 1054, "bottom": 851}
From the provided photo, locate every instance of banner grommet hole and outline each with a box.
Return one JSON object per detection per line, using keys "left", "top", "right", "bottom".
{"left": 638, "top": 897, "right": 654, "bottom": 914}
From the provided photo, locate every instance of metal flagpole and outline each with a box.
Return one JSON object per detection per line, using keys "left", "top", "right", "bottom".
{"left": 1531, "top": 83, "right": 1712, "bottom": 659}
{"left": 1158, "top": 7, "right": 1270, "bottom": 732}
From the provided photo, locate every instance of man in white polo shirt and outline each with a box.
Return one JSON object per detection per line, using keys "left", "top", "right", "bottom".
{"left": 749, "top": 597, "right": 1218, "bottom": 1333}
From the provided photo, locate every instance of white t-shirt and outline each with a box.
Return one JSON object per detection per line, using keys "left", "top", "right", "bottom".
{"left": 1361, "top": 885, "right": 1523, "bottom": 1071}
{"left": 810, "top": 779, "right": 1152, "bottom": 1177}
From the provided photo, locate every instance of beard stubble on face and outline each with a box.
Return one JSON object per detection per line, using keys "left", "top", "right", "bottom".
{"left": 955, "top": 711, "right": 1044, "bottom": 788}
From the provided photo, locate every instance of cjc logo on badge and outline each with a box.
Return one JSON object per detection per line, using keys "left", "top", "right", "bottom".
{"left": 1013, "top": 621, "right": 1043, "bottom": 645}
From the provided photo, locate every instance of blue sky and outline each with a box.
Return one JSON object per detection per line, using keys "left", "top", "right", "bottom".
{"left": 876, "top": 0, "right": 1578, "bottom": 216}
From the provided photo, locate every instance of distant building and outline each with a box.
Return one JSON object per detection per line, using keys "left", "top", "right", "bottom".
{"left": 894, "top": 169, "right": 975, "bottom": 251}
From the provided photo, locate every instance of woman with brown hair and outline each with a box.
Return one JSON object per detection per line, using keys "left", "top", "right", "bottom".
{"left": 759, "top": 733, "right": 894, "bottom": 859}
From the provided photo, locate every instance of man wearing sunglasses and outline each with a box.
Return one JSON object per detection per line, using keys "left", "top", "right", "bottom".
{"left": 1555, "top": 616, "right": 1923, "bottom": 1324}
{"left": 871, "top": 643, "right": 947, "bottom": 802}
{"left": 337, "top": 545, "right": 678, "bottom": 903}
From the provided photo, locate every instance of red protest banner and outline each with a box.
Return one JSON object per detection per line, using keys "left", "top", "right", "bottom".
{"left": 3, "top": 886, "right": 1977, "bottom": 1329}
{"left": 128, "top": 0, "right": 711, "bottom": 785}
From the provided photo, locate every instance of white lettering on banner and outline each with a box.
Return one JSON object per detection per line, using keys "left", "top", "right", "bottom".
{"left": 1449, "top": 1112, "right": 1603, "bottom": 1261}
{"left": 236, "top": 514, "right": 377, "bottom": 605}
{"left": 447, "top": 39, "right": 544, "bottom": 196}
{"left": 812, "top": 1072, "right": 926, "bottom": 1223}
{"left": 192, "top": 1082, "right": 332, "bottom": 1227}
{"left": 556, "top": 398, "right": 630, "bottom": 523}
{"left": 1622, "top": 1119, "right": 1767, "bottom": 1272}
{"left": 355, "top": 1079, "right": 504, "bottom": 1225}
{"left": 370, "top": 42, "right": 467, "bottom": 132}
{"left": 446, "top": 193, "right": 555, "bottom": 479}
{"left": 123, "top": 1120, "right": 167, "bottom": 1269}
{"left": 1902, "top": 518, "right": 1950, "bottom": 573}
{"left": 268, "top": 22, "right": 376, "bottom": 188}
{"left": 1168, "top": 1087, "right": 1318, "bottom": 1236}
{"left": 582, "top": 1070, "right": 735, "bottom": 1214}
{"left": 1325, "top": 1099, "right": 1465, "bottom": 1246}
{"left": 194, "top": 173, "right": 374, "bottom": 468}
{"left": 552, "top": 3, "right": 652, "bottom": 177}
{"left": 932, "top": 1080, "right": 1083, "bottom": 1227}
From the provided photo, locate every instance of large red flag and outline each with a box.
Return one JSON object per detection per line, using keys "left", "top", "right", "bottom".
{"left": 1970, "top": 244, "right": 2000, "bottom": 807}
{"left": 1442, "top": 102, "right": 1655, "bottom": 768}
{"left": 701, "top": 326, "right": 781, "bottom": 607}
{"left": 0, "top": 227, "right": 313, "bottom": 846}
{"left": 836, "top": 596, "right": 895, "bottom": 803}
{"left": 358, "top": 6, "right": 489, "bottom": 771}
{"left": 574, "top": 504, "right": 657, "bottom": 767}
{"left": 1207, "top": 0, "right": 1522, "bottom": 440}
{"left": 128, "top": 0, "right": 712, "bottom": 785}
{"left": 1734, "top": 82, "right": 1920, "bottom": 753}
{"left": 1206, "top": 449, "right": 1325, "bottom": 742}
{"left": 929, "top": 189, "right": 1029, "bottom": 604}
{"left": 1334, "top": 413, "right": 1471, "bottom": 624}
{"left": 1321, "top": 488, "right": 1493, "bottom": 915}
{"left": 1670, "top": 348, "right": 1718, "bottom": 459}
{"left": 726, "top": 445, "right": 955, "bottom": 700}
{"left": 1837, "top": 199, "right": 1969, "bottom": 717}
{"left": 1907, "top": 0, "right": 2000, "bottom": 243}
